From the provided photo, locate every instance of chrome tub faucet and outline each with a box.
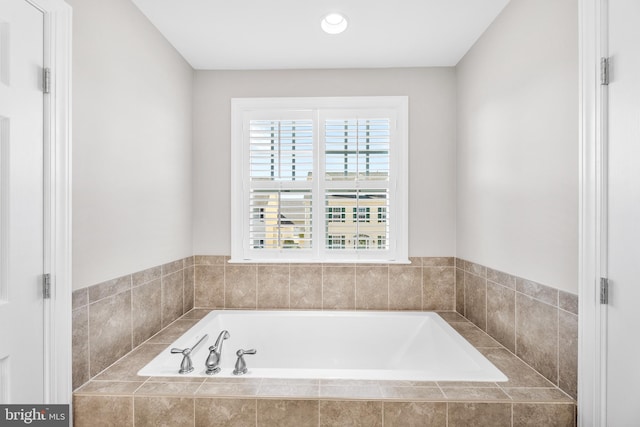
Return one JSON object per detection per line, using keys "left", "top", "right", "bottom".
{"left": 205, "top": 330, "right": 230, "bottom": 375}
{"left": 170, "top": 334, "right": 208, "bottom": 374}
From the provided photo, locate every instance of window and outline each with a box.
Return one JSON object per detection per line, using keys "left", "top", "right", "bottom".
{"left": 231, "top": 97, "right": 408, "bottom": 263}
{"left": 354, "top": 207, "right": 370, "bottom": 222}
{"left": 329, "top": 207, "right": 346, "bottom": 223}
{"left": 327, "top": 234, "right": 346, "bottom": 249}
{"left": 378, "top": 207, "right": 387, "bottom": 223}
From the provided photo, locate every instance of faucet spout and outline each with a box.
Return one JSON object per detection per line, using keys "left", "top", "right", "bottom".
{"left": 214, "top": 330, "right": 230, "bottom": 349}
{"left": 205, "top": 330, "right": 230, "bottom": 375}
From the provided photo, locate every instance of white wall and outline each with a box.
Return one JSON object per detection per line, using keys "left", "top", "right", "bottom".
{"left": 456, "top": 0, "right": 579, "bottom": 292}
{"left": 69, "top": 0, "right": 194, "bottom": 289}
{"left": 192, "top": 68, "right": 457, "bottom": 257}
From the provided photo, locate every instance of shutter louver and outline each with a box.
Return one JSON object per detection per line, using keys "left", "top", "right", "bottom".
{"left": 325, "top": 119, "right": 390, "bottom": 181}
{"left": 248, "top": 119, "right": 313, "bottom": 251}
{"left": 250, "top": 120, "right": 313, "bottom": 181}
{"left": 323, "top": 118, "right": 391, "bottom": 252}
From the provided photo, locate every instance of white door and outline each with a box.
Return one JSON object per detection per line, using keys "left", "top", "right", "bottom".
{"left": 606, "top": 0, "right": 640, "bottom": 424}
{"left": 0, "top": 0, "right": 45, "bottom": 404}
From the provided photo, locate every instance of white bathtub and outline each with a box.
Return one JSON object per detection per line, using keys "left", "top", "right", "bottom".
{"left": 138, "top": 310, "right": 507, "bottom": 382}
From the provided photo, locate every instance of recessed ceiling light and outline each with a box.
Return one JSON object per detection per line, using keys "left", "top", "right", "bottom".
{"left": 321, "top": 13, "right": 348, "bottom": 35}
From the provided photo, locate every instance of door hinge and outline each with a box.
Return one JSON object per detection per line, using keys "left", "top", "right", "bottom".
{"left": 600, "top": 277, "right": 609, "bottom": 304}
{"left": 600, "top": 57, "right": 609, "bottom": 86}
{"left": 43, "top": 67, "right": 51, "bottom": 94}
{"left": 43, "top": 273, "right": 51, "bottom": 299}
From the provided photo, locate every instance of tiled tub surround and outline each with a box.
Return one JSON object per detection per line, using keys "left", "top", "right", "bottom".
{"left": 455, "top": 259, "right": 578, "bottom": 399}
{"left": 73, "top": 310, "right": 576, "bottom": 427}
{"left": 71, "top": 255, "right": 577, "bottom": 425}
{"left": 194, "top": 256, "right": 456, "bottom": 311}
{"left": 72, "top": 257, "right": 195, "bottom": 389}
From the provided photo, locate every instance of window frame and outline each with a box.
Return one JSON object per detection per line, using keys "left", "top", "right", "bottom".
{"left": 231, "top": 96, "right": 409, "bottom": 264}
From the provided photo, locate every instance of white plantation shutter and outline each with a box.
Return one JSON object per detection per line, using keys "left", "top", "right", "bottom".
{"left": 249, "top": 120, "right": 313, "bottom": 182}
{"left": 322, "top": 117, "right": 392, "bottom": 254}
{"left": 247, "top": 117, "right": 314, "bottom": 254}
{"left": 231, "top": 97, "right": 408, "bottom": 263}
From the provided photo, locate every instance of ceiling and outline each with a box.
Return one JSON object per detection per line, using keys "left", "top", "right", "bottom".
{"left": 131, "top": 0, "right": 510, "bottom": 70}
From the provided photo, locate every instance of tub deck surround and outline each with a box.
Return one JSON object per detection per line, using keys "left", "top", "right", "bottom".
{"left": 137, "top": 310, "right": 507, "bottom": 382}
{"left": 71, "top": 257, "right": 195, "bottom": 389}
{"left": 455, "top": 258, "right": 579, "bottom": 399}
{"left": 73, "top": 310, "right": 576, "bottom": 427}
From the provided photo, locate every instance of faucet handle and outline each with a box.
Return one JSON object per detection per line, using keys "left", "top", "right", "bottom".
{"left": 233, "top": 348, "right": 257, "bottom": 375}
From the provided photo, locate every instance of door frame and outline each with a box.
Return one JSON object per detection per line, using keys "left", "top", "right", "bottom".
{"left": 578, "top": 0, "right": 607, "bottom": 424}
{"left": 25, "top": 0, "right": 72, "bottom": 404}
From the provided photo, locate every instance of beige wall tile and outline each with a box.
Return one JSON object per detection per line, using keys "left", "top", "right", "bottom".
{"left": 486, "top": 281, "right": 516, "bottom": 352}
{"left": 194, "top": 255, "right": 227, "bottom": 265}
{"left": 74, "top": 395, "right": 133, "bottom": 427}
{"left": 322, "top": 266, "right": 355, "bottom": 309}
{"left": 450, "top": 323, "right": 501, "bottom": 348}
{"left": 487, "top": 268, "right": 516, "bottom": 289}
{"left": 389, "top": 266, "right": 422, "bottom": 310}
{"left": 257, "top": 400, "right": 319, "bottom": 427}
{"left": 441, "top": 387, "right": 510, "bottom": 400}
{"left": 356, "top": 266, "right": 389, "bottom": 310}
{"left": 146, "top": 319, "right": 199, "bottom": 345}
{"left": 195, "top": 398, "right": 256, "bottom": 427}
{"left": 94, "top": 344, "right": 166, "bottom": 381}
{"left": 513, "top": 403, "right": 575, "bottom": 427}
{"left": 184, "top": 256, "right": 195, "bottom": 268}
{"left": 132, "top": 266, "right": 162, "bottom": 287}
{"left": 195, "top": 265, "right": 225, "bottom": 308}
{"left": 447, "top": 402, "right": 511, "bottom": 427}
{"left": 72, "top": 307, "right": 89, "bottom": 390}
{"left": 379, "top": 386, "right": 444, "bottom": 399}
{"left": 257, "top": 383, "right": 320, "bottom": 398}
{"left": 162, "top": 259, "right": 185, "bottom": 276}
{"left": 559, "top": 290, "right": 578, "bottom": 315}
{"left": 88, "top": 275, "right": 131, "bottom": 303}
{"left": 479, "top": 348, "right": 554, "bottom": 388}
{"left": 422, "top": 257, "right": 455, "bottom": 267}
{"left": 320, "top": 400, "right": 382, "bottom": 427}
{"left": 516, "top": 294, "right": 559, "bottom": 384}
{"left": 72, "top": 288, "right": 88, "bottom": 309}
{"left": 464, "top": 272, "right": 487, "bottom": 330}
{"left": 455, "top": 268, "right": 464, "bottom": 315}
{"left": 135, "top": 382, "right": 201, "bottom": 396}
{"left": 225, "top": 265, "right": 257, "bottom": 309}
{"left": 383, "top": 402, "right": 446, "bottom": 427}
{"left": 181, "top": 308, "right": 212, "bottom": 320}
{"left": 407, "top": 257, "right": 421, "bottom": 265}
{"left": 437, "top": 311, "right": 467, "bottom": 323}
{"left": 423, "top": 266, "right": 455, "bottom": 310}
{"left": 290, "top": 265, "right": 322, "bottom": 309}
{"left": 464, "top": 260, "right": 487, "bottom": 277}
{"left": 134, "top": 396, "right": 194, "bottom": 427}
{"left": 559, "top": 310, "right": 578, "bottom": 399}
{"left": 184, "top": 265, "right": 195, "bottom": 312}
{"left": 197, "top": 383, "right": 260, "bottom": 397}
{"left": 320, "top": 385, "right": 383, "bottom": 399}
{"left": 162, "top": 270, "right": 185, "bottom": 327}
{"left": 89, "top": 291, "right": 132, "bottom": 376}
{"left": 502, "top": 387, "right": 574, "bottom": 402}
{"left": 132, "top": 278, "right": 162, "bottom": 347}
{"left": 257, "top": 265, "right": 290, "bottom": 309}
{"left": 76, "top": 381, "right": 144, "bottom": 395}
{"left": 516, "top": 278, "right": 558, "bottom": 306}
